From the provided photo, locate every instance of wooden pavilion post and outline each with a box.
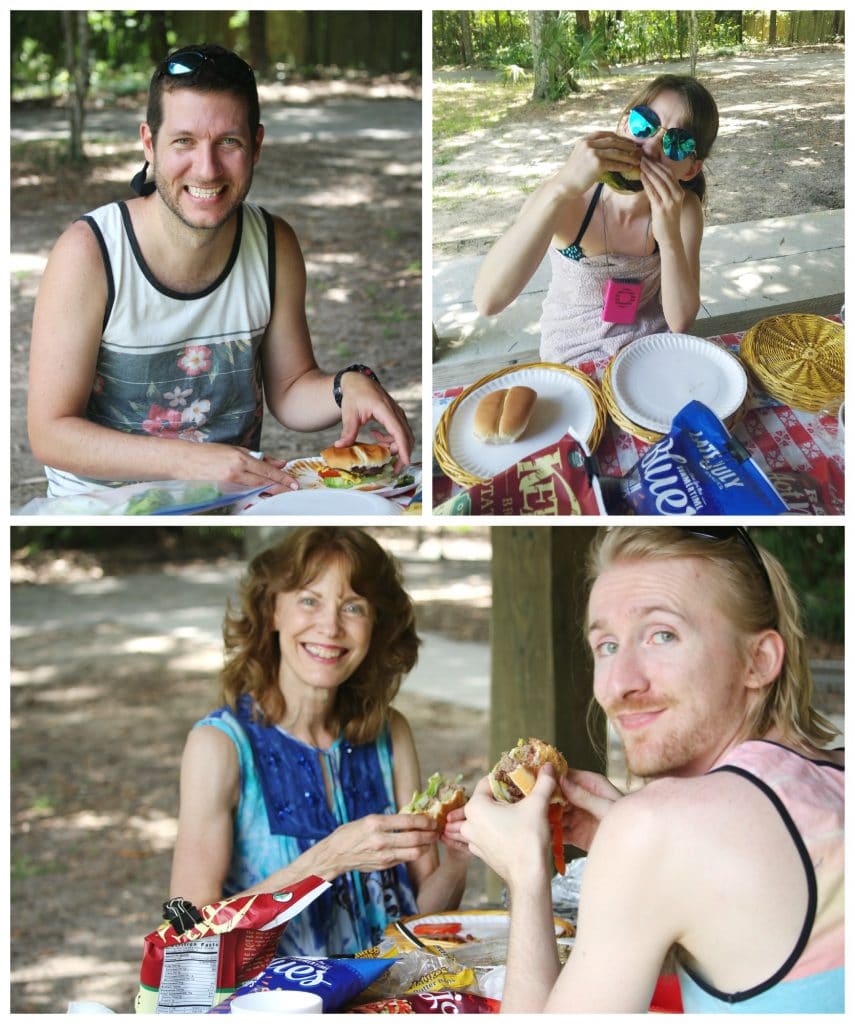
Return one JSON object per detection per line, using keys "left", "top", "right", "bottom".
{"left": 488, "top": 526, "right": 606, "bottom": 899}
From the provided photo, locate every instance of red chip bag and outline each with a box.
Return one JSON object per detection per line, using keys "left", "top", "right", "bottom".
{"left": 352, "top": 991, "right": 501, "bottom": 1013}
{"left": 135, "top": 876, "right": 330, "bottom": 1013}
{"left": 434, "top": 432, "right": 606, "bottom": 516}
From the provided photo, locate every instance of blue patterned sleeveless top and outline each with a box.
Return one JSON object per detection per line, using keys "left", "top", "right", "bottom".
{"left": 196, "top": 696, "right": 418, "bottom": 956}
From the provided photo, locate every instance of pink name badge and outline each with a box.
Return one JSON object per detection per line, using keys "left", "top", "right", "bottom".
{"left": 603, "top": 278, "right": 642, "bottom": 324}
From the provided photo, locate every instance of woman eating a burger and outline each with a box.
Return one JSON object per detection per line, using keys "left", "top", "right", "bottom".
{"left": 169, "top": 527, "right": 470, "bottom": 956}
{"left": 472, "top": 74, "right": 719, "bottom": 366}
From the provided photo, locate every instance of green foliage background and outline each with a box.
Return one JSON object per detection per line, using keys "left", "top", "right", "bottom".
{"left": 11, "top": 9, "right": 421, "bottom": 101}
{"left": 433, "top": 10, "right": 844, "bottom": 70}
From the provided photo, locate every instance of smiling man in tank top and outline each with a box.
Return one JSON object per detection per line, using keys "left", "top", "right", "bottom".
{"left": 27, "top": 44, "right": 413, "bottom": 499}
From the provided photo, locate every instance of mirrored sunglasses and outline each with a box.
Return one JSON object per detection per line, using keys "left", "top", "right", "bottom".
{"left": 163, "top": 48, "right": 255, "bottom": 85}
{"left": 627, "top": 105, "right": 696, "bottom": 162}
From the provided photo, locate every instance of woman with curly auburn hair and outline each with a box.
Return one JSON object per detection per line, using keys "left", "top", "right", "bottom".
{"left": 170, "top": 527, "right": 470, "bottom": 957}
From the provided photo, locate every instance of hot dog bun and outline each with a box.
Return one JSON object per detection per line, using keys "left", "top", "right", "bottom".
{"left": 473, "top": 386, "right": 537, "bottom": 444}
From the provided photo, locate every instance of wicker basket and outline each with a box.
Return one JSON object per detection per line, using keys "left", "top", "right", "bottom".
{"left": 740, "top": 314, "right": 844, "bottom": 412}
{"left": 433, "top": 362, "right": 607, "bottom": 488}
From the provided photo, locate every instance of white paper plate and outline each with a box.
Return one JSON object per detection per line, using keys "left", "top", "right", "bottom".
{"left": 394, "top": 910, "right": 571, "bottom": 943}
{"left": 610, "top": 333, "right": 747, "bottom": 433}
{"left": 445, "top": 366, "right": 598, "bottom": 481}
{"left": 237, "top": 489, "right": 401, "bottom": 516}
{"left": 284, "top": 457, "right": 421, "bottom": 498}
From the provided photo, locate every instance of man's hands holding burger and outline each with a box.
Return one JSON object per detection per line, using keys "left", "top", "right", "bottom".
{"left": 456, "top": 767, "right": 561, "bottom": 887}
{"left": 444, "top": 740, "right": 624, "bottom": 885}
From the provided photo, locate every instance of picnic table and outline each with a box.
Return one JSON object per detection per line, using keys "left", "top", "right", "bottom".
{"left": 432, "top": 326, "right": 844, "bottom": 515}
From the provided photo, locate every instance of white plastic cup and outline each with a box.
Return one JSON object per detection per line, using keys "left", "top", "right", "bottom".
{"left": 229, "top": 989, "right": 324, "bottom": 1014}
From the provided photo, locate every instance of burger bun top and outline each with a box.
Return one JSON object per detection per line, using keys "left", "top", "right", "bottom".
{"left": 320, "top": 442, "right": 392, "bottom": 472}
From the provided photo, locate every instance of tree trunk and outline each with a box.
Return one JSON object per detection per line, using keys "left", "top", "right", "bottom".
{"left": 688, "top": 9, "right": 698, "bottom": 76}
{"left": 768, "top": 10, "right": 778, "bottom": 47}
{"left": 458, "top": 10, "right": 473, "bottom": 65}
{"left": 832, "top": 11, "right": 843, "bottom": 39}
{"left": 62, "top": 10, "right": 89, "bottom": 165}
{"left": 147, "top": 11, "right": 169, "bottom": 64}
{"left": 529, "top": 9, "right": 559, "bottom": 101}
{"left": 248, "top": 10, "right": 269, "bottom": 74}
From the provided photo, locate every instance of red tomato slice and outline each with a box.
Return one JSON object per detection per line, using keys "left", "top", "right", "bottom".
{"left": 412, "top": 921, "right": 463, "bottom": 937}
{"left": 548, "top": 803, "right": 566, "bottom": 875}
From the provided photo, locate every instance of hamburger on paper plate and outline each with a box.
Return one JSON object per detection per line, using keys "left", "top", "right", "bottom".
{"left": 318, "top": 442, "right": 397, "bottom": 490}
{"left": 489, "top": 737, "right": 569, "bottom": 873}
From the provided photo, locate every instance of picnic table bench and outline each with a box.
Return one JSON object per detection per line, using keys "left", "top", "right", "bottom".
{"left": 432, "top": 209, "right": 843, "bottom": 391}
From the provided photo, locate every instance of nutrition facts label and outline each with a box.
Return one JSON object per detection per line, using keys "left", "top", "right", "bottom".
{"left": 156, "top": 936, "right": 221, "bottom": 1013}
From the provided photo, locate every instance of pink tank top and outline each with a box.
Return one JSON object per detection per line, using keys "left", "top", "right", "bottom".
{"left": 678, "top": 739, "right": 844, "bottom": 1011}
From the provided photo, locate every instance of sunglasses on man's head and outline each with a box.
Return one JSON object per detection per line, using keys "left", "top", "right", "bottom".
{"left": 627, "top": 105, "right": 697, "bottom": 162}
{"left": 682, "top": 526, "right": 774, "bottom": 598}
{"left": 162, "top": 47, "right": 255, "bottom": 85}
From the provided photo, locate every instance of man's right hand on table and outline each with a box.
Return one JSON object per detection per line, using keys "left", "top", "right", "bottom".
{"left": 178, "top": 443, "right": 299, "bottom": 494}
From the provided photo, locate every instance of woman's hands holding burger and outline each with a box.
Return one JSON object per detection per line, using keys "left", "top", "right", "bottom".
{"left": 639, "top": 155, "right": 687, "bottom": 244}
{"left": 554, "top": 131, "right": 642, "bottom": 197}
{"left": 320, "top": 812, "right": 437, "bottom": 877}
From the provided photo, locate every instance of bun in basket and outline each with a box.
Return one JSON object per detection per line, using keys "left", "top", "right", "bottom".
{"left": 473, "top": 386, "right": 537, "bottom": 444}
{"left": 489, "top": 737, "right": 568, "bottom": 805}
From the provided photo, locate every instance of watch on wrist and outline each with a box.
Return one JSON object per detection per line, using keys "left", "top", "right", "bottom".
{"left": 333, "top": 363, "right": 381, "bottom": 407}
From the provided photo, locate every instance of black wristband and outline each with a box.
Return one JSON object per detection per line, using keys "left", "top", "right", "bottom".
{"left": 333, "top": 363, "right": 381, "bottom": 407}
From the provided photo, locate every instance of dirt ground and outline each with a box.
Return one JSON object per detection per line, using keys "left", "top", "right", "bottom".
{"left": 10, "top": 78, "right": 422, "bottom": 510}
{"left": 432, "top": 47, "right": 845, "bottom": 257}
{"left": 10, "top": 528, "right": 493, "bottom": 1013}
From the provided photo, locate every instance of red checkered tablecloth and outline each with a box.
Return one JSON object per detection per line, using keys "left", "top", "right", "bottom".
{"left": 433, "top": 331, "right": 844, "bottom": 514}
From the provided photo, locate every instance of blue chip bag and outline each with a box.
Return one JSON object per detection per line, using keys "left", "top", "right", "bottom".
{"left": 608, "top": 401, "right": 787, "bottom": 516}
{"left": 209, "top": 956, "right": 394, "bottom": 1013}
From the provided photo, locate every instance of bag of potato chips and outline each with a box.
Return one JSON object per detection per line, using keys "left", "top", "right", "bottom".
{"left": 135, "top": 877, "right": 330, "bottom": 1013}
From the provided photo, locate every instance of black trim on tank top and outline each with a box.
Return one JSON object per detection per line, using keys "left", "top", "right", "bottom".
{"left": 260, "top": 206, "right": 276, "bottom": 312}
{"left": 117, "top": 200, "right": 244, "bottom": 300}
{"left": 678, "top": 763, "right": 817, "bottom": 1003}
{"left": 78, "top": 214, "right": 116, "bottom": 331}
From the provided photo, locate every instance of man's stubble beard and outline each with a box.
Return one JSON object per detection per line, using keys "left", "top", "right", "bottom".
{"left": 152, "top": 162, "right": 254, "bottom": 233}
